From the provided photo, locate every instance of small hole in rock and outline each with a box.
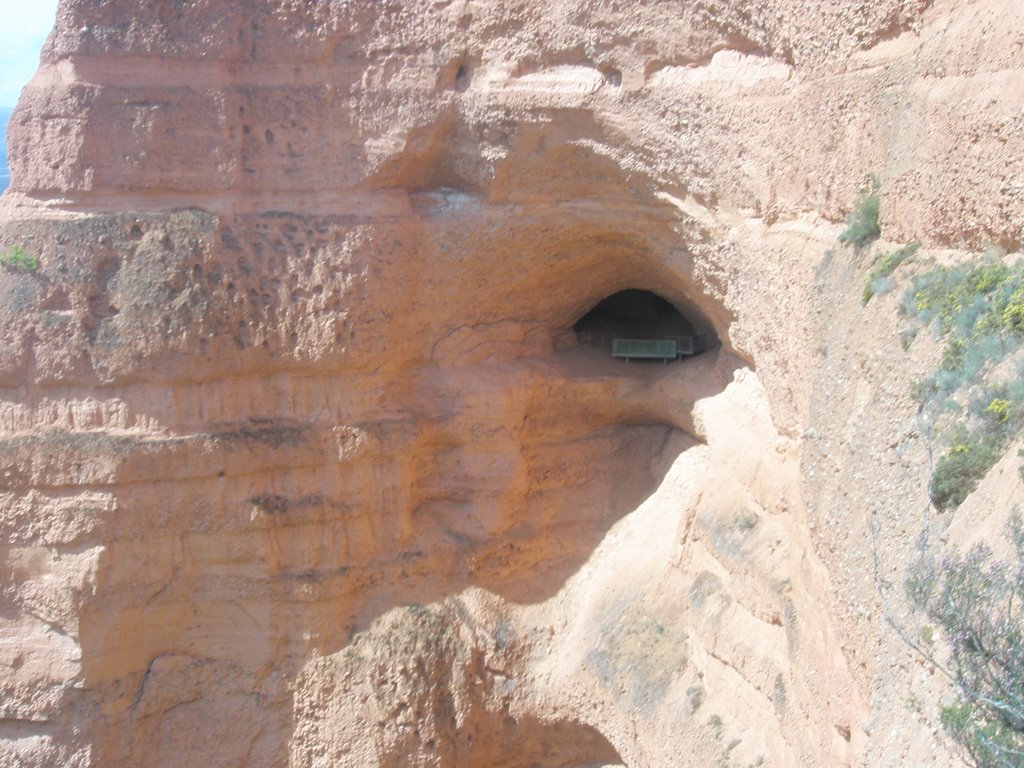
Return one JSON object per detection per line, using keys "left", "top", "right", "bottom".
{"left": 602, "top": 67, "right": 623, "bottom": 87}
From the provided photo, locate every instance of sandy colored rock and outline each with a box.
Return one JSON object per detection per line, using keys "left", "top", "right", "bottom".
{"left": 1, "top": 0, "right": 1022, "bottom": 765}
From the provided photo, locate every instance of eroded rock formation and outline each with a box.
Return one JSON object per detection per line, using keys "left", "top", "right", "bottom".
{"left": 1, "top": 0, "right": 1022, "bottom": 765}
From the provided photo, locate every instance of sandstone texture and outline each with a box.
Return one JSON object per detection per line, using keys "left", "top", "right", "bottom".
{"left": 1, "top": 0, "right": 1023, "bottom": 766}
{"left": 0, "top": 108, "right": 11, "bottom": 194}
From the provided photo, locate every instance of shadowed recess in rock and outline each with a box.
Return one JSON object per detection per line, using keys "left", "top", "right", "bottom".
{"left": 383, "top": 714, "right": 626, "bottom": 768}
{"left": 573, "top": 289, "right": 717, "bottom": 360}
{"left": 415, "top": 717, "right": 623, "bottom": 768}
{"left": 290, "top": 600, "right": 629, "bottom": 768}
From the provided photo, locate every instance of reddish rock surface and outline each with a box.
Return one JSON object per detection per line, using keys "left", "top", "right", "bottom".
{"left": 1, "top": 0, "right": 1022, "bottom": 765}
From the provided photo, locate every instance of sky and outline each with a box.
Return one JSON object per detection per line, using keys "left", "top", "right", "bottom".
{"left": 0, "top": 0, "right": 60, "bottom": 107}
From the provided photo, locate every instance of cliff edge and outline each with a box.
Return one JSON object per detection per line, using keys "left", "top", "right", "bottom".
{"left": 1, "top": 0, "right": 1022, "bottom": 765}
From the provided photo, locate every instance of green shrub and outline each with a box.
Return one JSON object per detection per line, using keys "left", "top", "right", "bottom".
{"left": 1001, "top": 286, "right": 1024, "bottom": 334}
{"left": 0, "top": 244, "right": 38, "bottom": 270}
{"left": 907, "top": 258, "right": 1022, "bottom": 339}
{"left": 907, "top": 514, "right": 1024, "bottom": 767}
{"left": 904, "top": 257, "right": 1024, "bottom": 399}
{"left": 985, "top": 397, "right": 1013, "bottom": 424}
{"left": 929, "top": 387, "right": 1024, "bottom": 511}
{"left": 903, "top": 258, "right": 1024, "bottom": 511}
{"left": 862, "top": 242, "right": 920, "bottom": 304}
{"left": 930, "top": 434, "right": 1003, "bottom": 511}
{"left": 839, "top": 179, "right": 881, "bottom": 249}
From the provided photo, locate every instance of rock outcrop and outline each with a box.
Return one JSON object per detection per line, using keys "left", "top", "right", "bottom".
{"left": 1, "top": 0, "right": 1022, "bottom": 765}
{"left": 0, "top": 108, "right": 11, "bottom": 194}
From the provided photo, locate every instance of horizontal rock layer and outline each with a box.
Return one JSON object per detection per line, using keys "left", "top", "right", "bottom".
{"left": 1, "top": 0, "right": 1021, "bottom": 765}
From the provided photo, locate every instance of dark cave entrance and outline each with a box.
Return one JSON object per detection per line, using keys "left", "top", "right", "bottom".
{"left": 573, "top": 289, "right": 714, "bottom": 361}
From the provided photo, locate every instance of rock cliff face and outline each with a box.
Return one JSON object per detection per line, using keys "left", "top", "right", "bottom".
{"left": 0, "top": 107, "right": 11, "bottom": 194}
{"left": 1, "top": 0, "right": 1022, "bottom": 765}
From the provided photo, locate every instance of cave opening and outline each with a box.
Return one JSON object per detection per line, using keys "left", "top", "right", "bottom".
{"left": 573, "top": 289, "right": 714, "bottom": 361}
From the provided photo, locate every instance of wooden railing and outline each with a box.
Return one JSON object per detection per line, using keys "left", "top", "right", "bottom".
{"left": 612, "top": 338, "right": 678, "bottom": 359}
{"left": 578, "top": 332, "right": 711, "bottom": 359}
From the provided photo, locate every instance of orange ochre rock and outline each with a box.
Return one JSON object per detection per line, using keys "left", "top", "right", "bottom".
{"left": 1, "top": 0, "right": 1022, "bottom": 766}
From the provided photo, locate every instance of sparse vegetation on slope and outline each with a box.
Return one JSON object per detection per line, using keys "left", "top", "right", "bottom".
{"left": 901, "top": 256, "right": 1024, "bottom": 509}
{"left": 862, "top": 242, "right": 919, "bottom": 305}
{"left": 0, "top": 244, "right": 38, "bottom": 270}
{"left": 907, "top": 513, "right": 1024, "bottom": 768}
{"left": 873, "top": 248, "right": 1024, "bottom": 765}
